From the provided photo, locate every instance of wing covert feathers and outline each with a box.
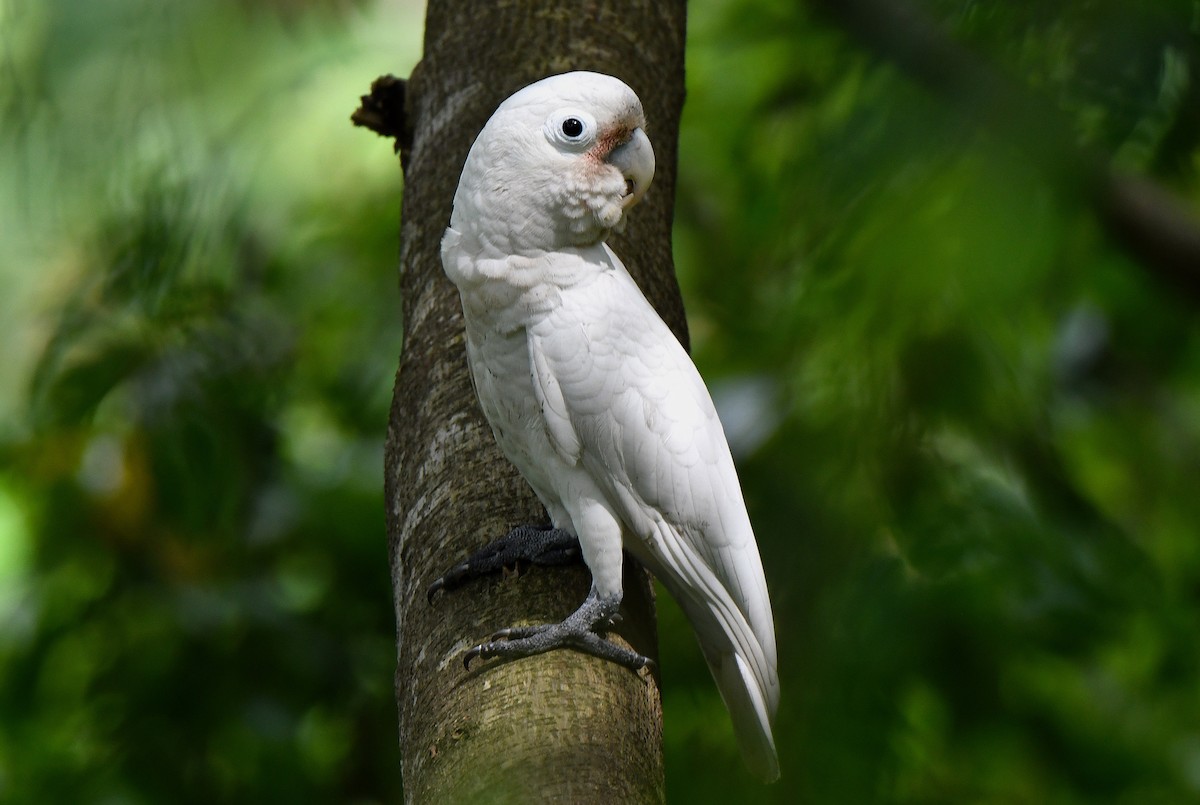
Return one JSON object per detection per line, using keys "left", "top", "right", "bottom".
{"left": 526, "top": 249, "right": 780, "bottom": 780}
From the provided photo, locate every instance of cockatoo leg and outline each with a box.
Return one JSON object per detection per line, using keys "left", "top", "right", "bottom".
{"left": 462, "top": 588, "right": 653, "bottom": 672}
{"left": 426, "top": 524, "right": 581, "bottom": 603}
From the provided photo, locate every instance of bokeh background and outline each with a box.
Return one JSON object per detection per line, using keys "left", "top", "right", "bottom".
{"left": 3, "top": 0, "right": 1199, "bottom": 802}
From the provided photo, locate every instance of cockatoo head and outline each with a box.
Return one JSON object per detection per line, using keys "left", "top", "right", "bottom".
{"left": 449, "top": 71, "right": 655, "bottom": 254}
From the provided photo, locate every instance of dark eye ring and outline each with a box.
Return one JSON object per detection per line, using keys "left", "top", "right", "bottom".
{"left": 561, "top": 117, "right": 585, "bottom": 138}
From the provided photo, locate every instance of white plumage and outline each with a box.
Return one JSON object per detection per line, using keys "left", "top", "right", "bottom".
{"left": 441, "top": 71, "right": 780, "bottom": 781}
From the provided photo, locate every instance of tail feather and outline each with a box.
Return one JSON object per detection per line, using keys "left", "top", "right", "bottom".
{"left": 638, "top": 522, "right": 780, "bottom": 780}
{"left": 671, "top": 577, "right": 779, "bottom": 782}
{"left": 702, "top": 643, "right": 780, "bottom": 782}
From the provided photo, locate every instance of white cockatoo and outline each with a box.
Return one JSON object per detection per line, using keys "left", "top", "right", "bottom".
{"left": 431, "top": 71, "right": 780, "bottom": 781}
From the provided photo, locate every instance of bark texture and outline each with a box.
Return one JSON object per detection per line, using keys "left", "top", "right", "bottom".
{"left": 383, "top": 2, "right": 687, "bottom": 802}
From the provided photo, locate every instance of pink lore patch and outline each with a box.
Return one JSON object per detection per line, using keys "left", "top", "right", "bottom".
{"left": 587, "top": 124, "right": 634, "bottom": 164}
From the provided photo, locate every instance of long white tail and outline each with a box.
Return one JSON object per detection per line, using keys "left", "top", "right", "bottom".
{"left": 700, "top": 639, "right": 779, "bottom": 781}
{"left": 666, "top": 579, "right": 780, "bottom": 782}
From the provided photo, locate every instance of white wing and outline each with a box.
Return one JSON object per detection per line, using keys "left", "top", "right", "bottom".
{"left": 527, "top": 245, "right": 780, "bottom": 780}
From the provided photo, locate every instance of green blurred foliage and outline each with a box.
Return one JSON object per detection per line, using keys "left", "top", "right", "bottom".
{"left": 0, "top": 0, "right": 420, "bottom": 801}
{"left": 2, "top": 0, "right": 1199, "bottom": 802}
{"left": 666, "top": 0, "right": 1200, "bottom": 802}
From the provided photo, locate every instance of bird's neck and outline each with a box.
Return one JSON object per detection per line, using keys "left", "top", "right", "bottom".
{"left": 449, "top": 181, "right": 614, "bottom": 258}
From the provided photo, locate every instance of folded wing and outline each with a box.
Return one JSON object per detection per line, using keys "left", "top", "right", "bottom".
{"left": 527, "top": 246, "right": 780, "bottom": 780}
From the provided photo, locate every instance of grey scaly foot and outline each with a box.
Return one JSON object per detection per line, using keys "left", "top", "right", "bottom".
{"left": 427, "top": 525, "right": 580, "bottom": 602}
{"left": 463, "top": 589, "right": 654, "bottom": 673}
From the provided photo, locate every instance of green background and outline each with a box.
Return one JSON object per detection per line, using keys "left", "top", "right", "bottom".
{"left": 2, "top": 0, "right": 1198, "bottom": 801}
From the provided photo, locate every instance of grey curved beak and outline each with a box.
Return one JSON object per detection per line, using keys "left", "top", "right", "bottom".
{"left": 606, "top": 127, "right": 655, "bottom": 209}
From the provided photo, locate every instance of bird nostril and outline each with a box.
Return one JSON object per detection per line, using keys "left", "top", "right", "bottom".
{"left": 624, "top": 178, "right": 636, "bottom": 197}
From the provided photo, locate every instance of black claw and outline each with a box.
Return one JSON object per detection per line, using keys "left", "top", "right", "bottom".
{"left": 427, "top": 557, "right": 479, "bottom": 603}
{"left": 455, "top": 591, "right": 652, "bottom": 675}
{"left": 490, "top": 625, "right": 545, "bottom": 641}
{"left": 427, "top": 525, "right": 581, "bottom": 605}
{"left": 462, "top": 635, "right": 650, "bottom": 674}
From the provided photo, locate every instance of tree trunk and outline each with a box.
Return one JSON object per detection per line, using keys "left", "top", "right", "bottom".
{"left": 383, "top": 2, "right": 687, "bottom": 802}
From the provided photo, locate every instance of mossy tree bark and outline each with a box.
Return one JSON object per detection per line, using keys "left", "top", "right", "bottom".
{"left": 382, "top": 1, "right": 687, "bottom": 802}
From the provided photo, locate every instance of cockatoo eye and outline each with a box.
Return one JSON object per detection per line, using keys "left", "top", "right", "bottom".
{"left": 561, "top": 117, "right": 584, "bottom": 138}
{"left": 544, "top": 109, "right": 596, "bottom": 149}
